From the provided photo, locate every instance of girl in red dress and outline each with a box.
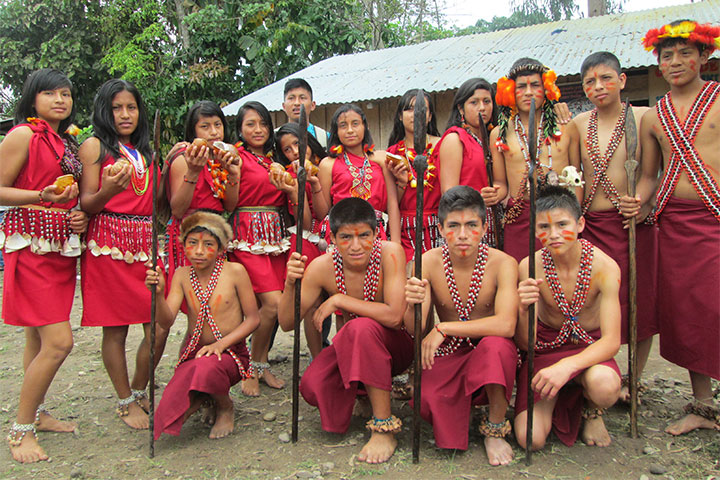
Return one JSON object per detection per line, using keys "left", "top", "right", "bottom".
{"left": 79, "top": 79, "right": 160, "bottom": 430}
{"left": 1, "top": 69, "right": 87, "bottom": 463}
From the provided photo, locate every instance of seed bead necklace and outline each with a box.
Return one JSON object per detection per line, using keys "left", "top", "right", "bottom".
{"left": 332, "top": 236, "right": 382, "bottom": 319}
{"left": 435, "top": 242, "right": 488, "bottom": 357}
{"left": 344, "top": 152, "right": 373, "bottom": 200}
{"left": 581, "top": 104, "right": 627, "bottom": 215}
{"left": 177, "top": 257, "right": 252, "bottom": 379}
{"left": 536, "top": 238, "right": 595, "bottom": 350}
{"left": 118, "top": 143, "right": 149, "bottom": 196}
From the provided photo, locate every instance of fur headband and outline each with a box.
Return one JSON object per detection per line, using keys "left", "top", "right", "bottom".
{"left": 180, "top": 211, "right": 233, "bottom": 248}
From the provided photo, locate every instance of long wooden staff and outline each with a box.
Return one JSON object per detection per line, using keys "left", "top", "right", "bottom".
{"left": 412, "top": 89, "right": 428, "bottom": 464}
{"left": 478, "top": 113, "right": 503, "bottom": 249}
{"left": 623, "top": 100, "right": 639, "bottom": 438}
{"left": 291, "top": 105, "right": 308, "bottom": 443}
{"left": 525, "top": 98, "right": 538, "bottom": 465}
{"left": 149, "top": 110, "right": 161, "bottom": 458}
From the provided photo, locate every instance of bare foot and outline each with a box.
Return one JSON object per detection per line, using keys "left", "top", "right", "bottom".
{"left": 200, "top": 398, "right": 216, "bottom": 426}
{"left": 352, "top": 397, "right": 372, "bottom": 418}
{"left": 209, "top": 402, "right": 234, "bottom": 439}
{"left": 135, "top": 395, "right": 150, "bottom": 412}
{"left": 119, "top": 402, "right": 149, "bottom": 430}
{"left": 8, "top": 431, "right": 49, "bottom": 464}
{"left": 619, "top": 383, "right": 644, "bottom": 405}
{"left": 665, "top": 413, "right": 720, "bottom": 435}
{"left": 241, "top": 375, "right": 260, "bottom": 397}
{"left": 259, "top": 369, "right": 285, "bottom": 389}
{"left": 357, "top": 431, "right": 397, "bottom": 464}
{"left": 582, "top": 416, "right": 612, "bottom": 447}
{"left": 181, "top": 394, "right": 204, "bottom": 424}
{"left": 484, "top": 436, "right": 514, "bottom": 466}
{"left": 36, "top": 411, "right": 76, "bottom": 433}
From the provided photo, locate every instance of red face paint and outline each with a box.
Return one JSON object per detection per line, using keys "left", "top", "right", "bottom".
{"left": 538, "top": 231, "right": 549, "bottom": 245}
{"left": 561, "top": 229, "right": 576, "bottom": 241}
{"left": 206, "top": 246, "right": 216, "bottom": 255}
{"left": 689, "top": 59, "right": 697, "bottom": 72}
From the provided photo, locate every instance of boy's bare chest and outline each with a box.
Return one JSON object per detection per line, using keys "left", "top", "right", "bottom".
{"left": 431, "top": 269, "right": 496, "bottom": 322}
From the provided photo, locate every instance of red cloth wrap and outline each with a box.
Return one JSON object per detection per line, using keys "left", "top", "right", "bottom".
{"left": 330, "top": 152, "right": 388, "bottom": 211}
{"left": 299, "top": 317, "right": 413, "bottom": 433}
{"left": 436, "top": 126, "right": 489, "bottom": 191}
{"left": 503, "top": 198, "right": 543, "bottom": 263}
{"left": 582, "top": 209, "right": 658, "bottom": 343}
{"left": 416, "top": 336, "right": 517, "bottom": 450}
{"left": 81, "top": 153, "right": 157, "bottom": 327}
{"left": 153, "top": 342, "right": 249, "bottom": 439}
{"left": 657, "top": 197, "right": 719, "bottom": 380}
{"left": 515, "top": 321, "right": 620, "bottom": 446}
{"left": 288, "top": 170, "right": 323, "bottom": 264}
{"left": 228, "top": 148, "right": 288, "bottom": 294}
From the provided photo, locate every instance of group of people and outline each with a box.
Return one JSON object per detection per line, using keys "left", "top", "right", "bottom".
{"left": 1, "top": 18, "right": 718, "bottom": 467}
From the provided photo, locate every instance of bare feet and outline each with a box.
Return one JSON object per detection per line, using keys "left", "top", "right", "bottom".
{"left": 209, "top": 396, "right": 234, "bottom": 439}
{"left": 259, "top": 369, "right": 285, "bottom": 389}
{"left": 357, "top": 432, "right": 397, "bottom": 464}
{"left": 665, "top": 413, "right": 720, "bottom": 435}
{"left": 582, "top": 416, "right": 612, "bottom": 447}
{"left": 241, "top": 375, "right": 260, "bottom": 397}
{"left": 119, "top": 402, "right": 149, "bottom": 430}
{"left": 8, "top": 431, "right": 49, "bottom": 464}
{"left": 484, "top": 436, "right": 514, "bottom": 466}
{"left": 352, "top": 397, "right": 372, "bottom": 418}
{"left": 35, "top": 411, "right": 77, "bottom": 433}
{"left": 135, "top": 394, "right": 150, "bottom": 412}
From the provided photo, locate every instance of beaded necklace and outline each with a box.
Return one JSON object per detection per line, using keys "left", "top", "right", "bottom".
{"left": 332, "top": 236, "right": 382, "bottom": 319}
{"left": 395, "top": 140, "right": 436, "bottom": 189}
{"left": 581, "top": 105, "right": 627, "bottom": 215}
{"left": 650, "top": 81, "right": 720, "bottom": 223}
{"left": 504, "top": 113, "right": 552, "bottom": 224}
{"left": 343, "top": 152, "right": 372, "bottom": 200}
{"left": 536, "top": 238, "right": 595, "bottom": 350}
{"left": 118, "top": 144, "right": 149, "bottom": 196}
{"left": 251, "top": 151, "right": 273, "bottom": 170}
{"left": 177, "top": 257, "right": 252, "bottom": 379}
{"left": 435, "top": 242, "right": 488, "bottom": 357}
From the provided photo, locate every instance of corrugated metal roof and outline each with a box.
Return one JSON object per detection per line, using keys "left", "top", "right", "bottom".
{"left": 223, "top": 2, "right": 719, "bottom": 115}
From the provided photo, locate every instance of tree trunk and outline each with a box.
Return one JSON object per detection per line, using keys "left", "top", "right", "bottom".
{"left": 174, "top": 0, "right": 191, "bottom": 53}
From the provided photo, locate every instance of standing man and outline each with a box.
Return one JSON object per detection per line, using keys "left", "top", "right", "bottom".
{"left": 282, "top": 78, "right": 329, "bottom": 148}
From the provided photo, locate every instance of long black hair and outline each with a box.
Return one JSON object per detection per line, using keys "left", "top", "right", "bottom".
{"left": 328, "top": 104, "right": 374, "bottom": 158}
{"left": 183, "top": 100, "right": 230, "bottom": 143}
{"left": 15, "top": 68, "right": 76, "bottom": 137}
{"left": 235, "top": 101, "right": 274, "bottom": 155}
{"left": 387, "top": 89, "right": 440, "bottom": 148}
{"left": 91, "top": 79, "right": 152, "bottom": 164}
{"left": 274, "top": 122, "right": 327, "bottom": 167}
{"left": 445, "top": 78, "right": 497, "bottom": 131}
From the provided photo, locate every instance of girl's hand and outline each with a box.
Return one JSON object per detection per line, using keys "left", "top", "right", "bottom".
{"left": 39, "top": 182, "right": 79, "bottom": 204}
{"left": 100, "top": 163, "right": 132, "bottom": 196}
{"left": 68, "top": 209, "right": 89, "bottom": 234}
{"left": 386, "top": 158, "right": 409, "bottom": 188}
{"left": 184, "top": 143, "right": 209, "bottom": 176}
{"left": 219, "top": 150, "right": 241, "bottom": 179}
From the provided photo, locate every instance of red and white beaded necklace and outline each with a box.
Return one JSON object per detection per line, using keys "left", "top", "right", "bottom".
{"left": 581, "top": 104, "right": 627, "bottom": 215}
{"left": 343, "top": 152, "right": 373, "bottom": 200}
{"left": 177, "top": 257, "right": 252, "bottom": 379}
{"left": 332, "top": 236, "right": 382, "bottom": 319}
{"left": 536, "top": 238, "right": 595, "bottom": 350}
{"left": 435, "top": 242, "right": 489, "bottom": 357}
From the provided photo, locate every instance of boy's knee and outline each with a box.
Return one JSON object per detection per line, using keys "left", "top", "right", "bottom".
{"left": 585, "top": 369, "right": 621, "bottom": 406}
{"left": 514, "top": 419, "right": 547, "bottom": 451}
{"left": 45, "top": 337, "right": 73, "bottom": 361}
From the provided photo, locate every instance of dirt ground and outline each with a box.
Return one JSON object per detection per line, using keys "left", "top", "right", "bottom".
{"left": 0, "top": 277, "right": 718, "bottom": 480}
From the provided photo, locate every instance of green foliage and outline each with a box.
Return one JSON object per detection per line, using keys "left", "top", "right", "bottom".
{"left": 75, "top": 125, "right": 94, "bottom": 145}
{"left": 457, "top": 10, "right": 551, "bottom": 36}
{"left": 511, "top": 0, "right": 579, "bottom": 21}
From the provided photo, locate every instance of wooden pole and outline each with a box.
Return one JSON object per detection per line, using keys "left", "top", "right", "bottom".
{"left": 525, "top": 98, "right": 538, "bottom": 465}
{"left": 149, "top": 110, "right": 161, "bottom": 458}
{"left": 478, "top": 112, "right": 502, "bottom": 249}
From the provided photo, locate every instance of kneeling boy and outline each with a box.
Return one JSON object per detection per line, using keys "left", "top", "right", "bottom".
{"left": 278, "top": 197, "right": 411, "bottom": 464}
{"left": 145, "top": 212, "right": 259, "bottom": 440}
{"left": 515, "top": 186, "right": 621, "bottom": 450}
{"left": 404, "top": 185, "right": 519, "bottom": 466}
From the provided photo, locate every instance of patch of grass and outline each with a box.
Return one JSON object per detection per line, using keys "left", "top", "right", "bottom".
{"left": 352, "top": 466, "right": 385, "bottom": 477}
{"left": 296, "top": 459, "right": 318, "bottom": 470}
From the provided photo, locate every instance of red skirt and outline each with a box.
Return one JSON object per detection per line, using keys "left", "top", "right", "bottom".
{"left": 503, "top": 198, "right": 542, "bottom": 263}
{"left": 657, "top": 197, "right": 719, "bottom": 380}
{"left": 515, "top": 320, "right": 620, "bottom": 446}
{"left": 80, "top": 253, "right": 151, "bottom": 326}
{"left": 299, "top": 317, "right": 413, "bottom": 433}
{"left": 154, "top": 342, "right": 249, "bottom": 439}
{"left": 417, "top": 336, "right": 517, "bottom": 450}
{"left": 582, "top": 209, "right": 658, "bottom": 343}
{"left": 2, "top": 249, "right": 76, "bottom": 327}
{"left": 228, "top": 250, "right": 287, "bottom": 294}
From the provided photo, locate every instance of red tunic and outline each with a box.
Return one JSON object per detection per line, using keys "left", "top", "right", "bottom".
{"left": 299, "top": 316, "right": 413, "bottom": 433}
{"left": 582, "top": 210, "right": 659, "bottom": 343}
{"left": 81, "top": 150, "right": 158, "bottom": 327}
{"left": 153, "top": 342, "right": 249, "bottom": 439}
{"left": 515, "top": 321, "right": 620, "bottom": 446}
{"left": 656, "top": 197, "right": 719, "bottom": 380}
{"left": 2, "top": 121, "right": 80, "bottom": 327}
{"left": 503, "top": 198, "right": 543, "bottom": 263}
{"left": 387, "top": 142, "right": 441, "bottom": 262}
{"left": 165, "top": 147, "right": 225, "bottom": 283}
{"left": 228, "top": 147, "right": 288, "bottom": 294}
{"left": 416, "top": 336, "right": 517, "bottom": 450}
{"left": 287, "top": 168, "right": 323, "bottom": 264}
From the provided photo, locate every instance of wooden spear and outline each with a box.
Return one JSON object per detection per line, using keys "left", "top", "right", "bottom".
{"left": 149, "top": 109, "right": 161, "bottom": 458}
{"left": 623, "top": 100, "right": 639, "bottom": 438}
{"left": 291, "top": 105, "right": 309, "bottom": 443}
{"left": 525, "top": 98, "right": 538, "bottom": 465}
{"left": 412, "top": 89, "right": 428, "bottom": 464}
{"left": 478, "top": 112, "right": 503, "bottom": 249}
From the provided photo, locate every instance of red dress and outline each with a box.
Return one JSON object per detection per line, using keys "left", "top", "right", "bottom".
{"left": 387, "top": 142, "right": 441, "bottom": 262}
{"left": 2, "top": 120, "right": 81, "bottom": 327}
{"left": 228, "top": 147, "right": 289, "bottom": 294}
{"left": 287, "top": 167, "right": 323, "bottom": 264}
{"left": 81, "top": 148, "right": 158, "bottom": 327}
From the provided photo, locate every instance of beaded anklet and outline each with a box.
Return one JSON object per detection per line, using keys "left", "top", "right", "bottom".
{"left": 251, "top": 361, "right": 270, "bottom": 378}
{"left": 7, "top": 422, "right": 36, "bottom": 447}
{"left": 365, "top": 415, "right": 402, "bottom": 434}
{"left": 116, "top": 395, "right": 136, "bottom": 417}
{"left": 478, "top": 419, "right": 512, "bottom": 438}
{"left": 620, "top": 374, "right": 648, "bottom": 394}
{"left": 683, "top": 399, "right": 720, "bottom": 427}
{"left": 34, "top": 403, "right": 49, "bottom": 425}
{"left": 581, "top": 407, "right": 606, "bottom": 420}
{"left": 132, "top": 389, "right": 148, "bottom": 412}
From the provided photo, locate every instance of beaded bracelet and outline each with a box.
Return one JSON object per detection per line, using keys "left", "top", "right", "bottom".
{"left": 435, "top": 324, "right": 447, "bottom": 338}
{"left": 38, "top": 190, "right": 44, "bottom": 202}
{"left": 227, "top": 178, "right": 239, "bottom": 186}
{"left": 183, "top": 175, "right": 198, "bottom": 184}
